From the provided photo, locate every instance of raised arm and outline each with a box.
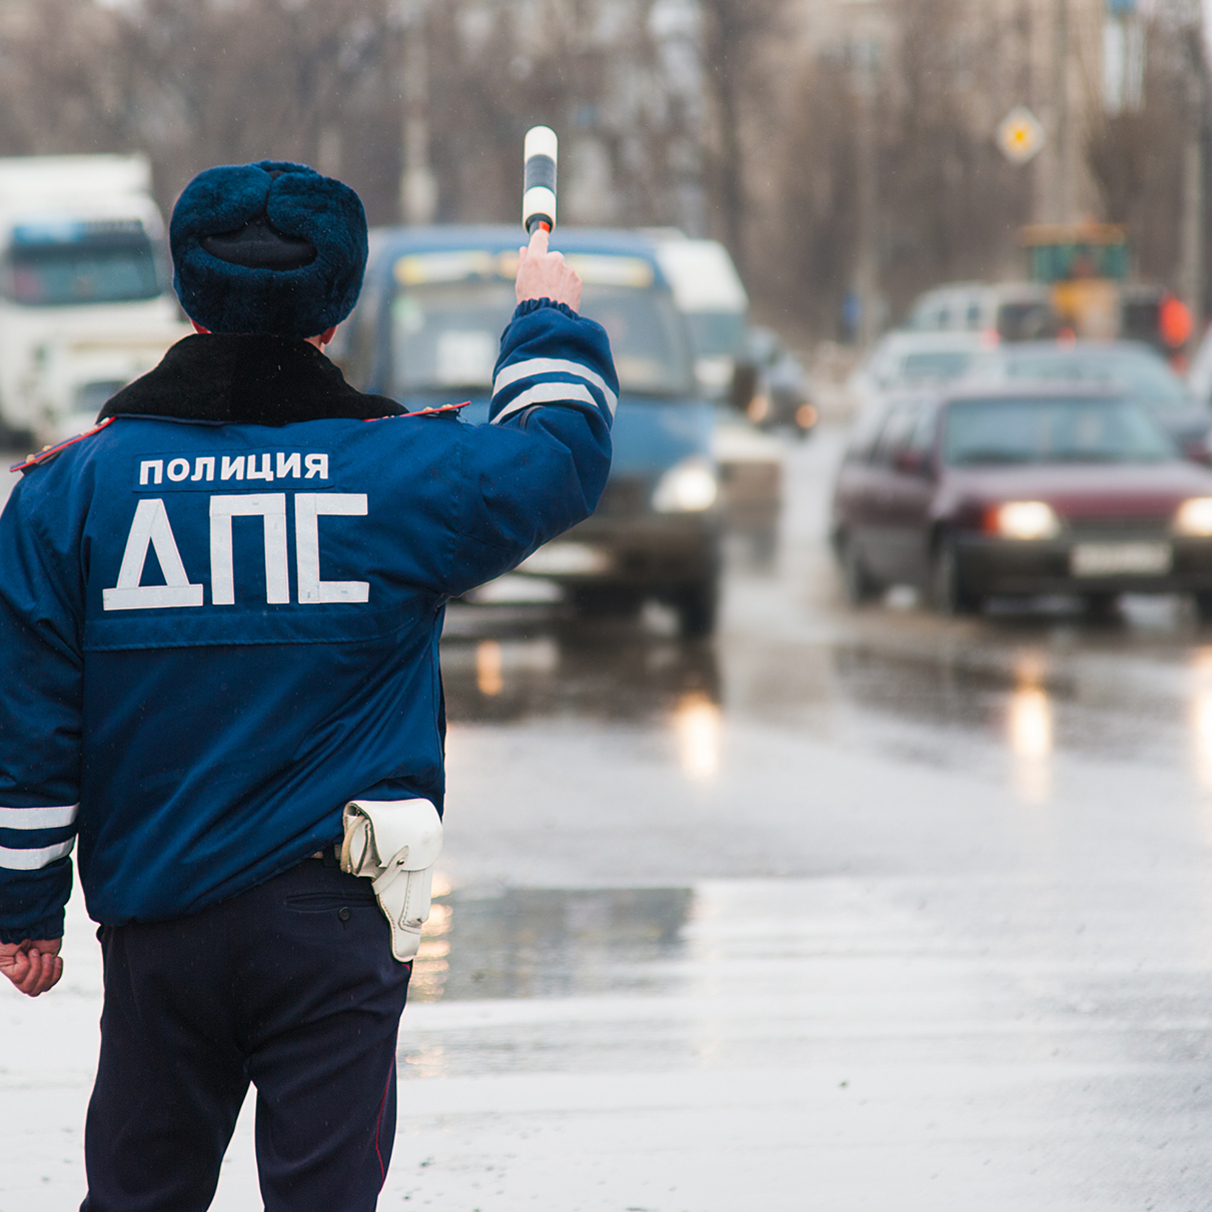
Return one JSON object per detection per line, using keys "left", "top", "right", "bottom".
{"left": 443, "top": 234, "right": 616, "bottom": 597}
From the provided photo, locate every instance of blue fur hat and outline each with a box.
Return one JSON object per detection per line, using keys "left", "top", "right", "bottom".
{"left": 170, "top": 160, "right": 367, "bottom": 337}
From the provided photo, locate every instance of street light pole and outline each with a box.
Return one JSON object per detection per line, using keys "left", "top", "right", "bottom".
{"left": 393, "top": 0, "right": 437, "bottom": 226}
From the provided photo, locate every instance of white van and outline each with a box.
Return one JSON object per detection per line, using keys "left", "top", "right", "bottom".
{"left": 906, "top": 281, "right": 1057, "bottom": 342}
{"left": 650, "top": 234, "right": 749, "bottom": 397}
{"left": 0, "top": 155, "right": 189, "bottom": 443}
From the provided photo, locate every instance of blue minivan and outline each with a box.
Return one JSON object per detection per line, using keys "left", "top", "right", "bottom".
{"left": 336, "top": 226, "right": 721, "bottom": 636}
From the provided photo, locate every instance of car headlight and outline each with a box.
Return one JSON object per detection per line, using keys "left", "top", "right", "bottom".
{"left": 652, "top": 457, "right": 719, "bottom": 513}
{"left": 989, "top": 500, "right": 1061, "bottom": 540}
{"left": 795, "top": 403, "right": 819, "bottom": 430}
{"left": 1175, "top": 497, "right": 1212, "bottom": 536}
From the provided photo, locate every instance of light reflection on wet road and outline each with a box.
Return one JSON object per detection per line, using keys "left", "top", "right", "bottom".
{"left": 384, "top": 425, "right": 1212, "bottom": 1209}
{"left": 7, "top": 432, "right": 1212, "bottom": 1209}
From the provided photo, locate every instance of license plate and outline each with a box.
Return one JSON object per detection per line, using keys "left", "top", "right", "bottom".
{"left": 517, "top": 541, "right": 612, "bottom": 576}
{"left": 1070, "top": 541, "right": 1172, "bottom": 577}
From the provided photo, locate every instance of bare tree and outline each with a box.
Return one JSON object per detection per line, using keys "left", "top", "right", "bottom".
{"left": 0, "top": 0, "right": 397, "bottom": 218}
{"left": 0, "top": 0, "right": 138, "bottom": 156}
{"left": 0, "top": 0, "right": 1206, "bottom": 341}
{"left": 879, "top": 0, "right": 1031, "bottom": 307}
{"left": 753, "top": 59, "right": 859, "bottom": 335}
{"left": 755, "top": 0, "right": 1035, "bottom": 337}
{"left": 422, "top": 0, "right": 697, "bottom": 229}
{"left": 696, "top": 0, "right": 787, "bottom": 276}
{"left": 1085, "top": 4, "right": 1207, "bottom": 296}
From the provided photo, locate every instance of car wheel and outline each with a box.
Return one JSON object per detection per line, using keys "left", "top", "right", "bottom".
{"left": 1083, "top": 592, "right": 1120, "bottom": 622}
{"left": 570, "top": 587, "right": 643, "bottom": 619}
{"left": 672, "top": 579, "right": 718, "bottom": 639}
{"left": 931, "top": 535, "right": 981, "bottom": 616}
{"left": 840, "top": 533, "right": 880, "bottom": 605}
{"left": 1195, "top": 592, "right": 1212, "bottom": 625}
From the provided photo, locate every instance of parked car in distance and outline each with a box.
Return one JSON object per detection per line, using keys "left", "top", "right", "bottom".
{"left": 1119, "top": 284, "right": 1193, "bottom": 361}
{"left": 965, "top": 339, "right": 1212, "bottom": 462}
{"left": 1187, "top": 322, "right": 1212, "bottom": 409}
{"left": 906, "top": 281, "right": 1058, "bottom": 342}
{"left": 731, "top": 326, "right": 818, "bottom": 438}
{"left": 336, "top": 225, "right": 721, "bottom": 637}
{"left": 848, "top": 330, "right": 989, "bottom": 416}
{"left": 831, "top": 386, "right": 1212, "bottom": 619}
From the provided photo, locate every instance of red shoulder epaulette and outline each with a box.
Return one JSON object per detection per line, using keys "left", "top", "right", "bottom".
{"left": 10, "top": 416, "right": 117, "bottom": 474}
{"left": 365, "top": 402, "right": 470, "bottom": 422}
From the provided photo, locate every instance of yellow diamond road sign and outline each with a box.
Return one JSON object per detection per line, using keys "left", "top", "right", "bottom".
{"left": 996, "top": 106, "right": 1045, "bottom": 165}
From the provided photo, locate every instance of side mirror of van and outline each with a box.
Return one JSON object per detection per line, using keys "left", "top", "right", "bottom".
{"left": 730, "top": 362, "right": 758, "bottom": 412}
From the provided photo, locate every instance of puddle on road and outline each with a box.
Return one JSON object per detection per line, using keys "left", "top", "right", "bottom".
{"left": 441, "top": 626, "right": 728, "bottom": 780}
{"left": 438, "top": 594, "right": 1212, "bottom": 809}
{"left": 441, "top": 628, "right": 720, "bottom": 725}
{"left": 827, "top": 637, "right": 1202, "bottom": 772}
{"left": 830, "top": 642, "right": 1068, "bottom": 730}
{"left": 409, "top": 885, "right": 693, "bottom": 1003}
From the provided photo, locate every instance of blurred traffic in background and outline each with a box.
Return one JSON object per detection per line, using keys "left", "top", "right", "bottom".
{"left": 8, "top": 1, "right": 1212, "bottom": 1208}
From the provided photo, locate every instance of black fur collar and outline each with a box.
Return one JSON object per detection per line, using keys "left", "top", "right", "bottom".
{"left": 99, "top": 333, "right": 403, "bottom": 426}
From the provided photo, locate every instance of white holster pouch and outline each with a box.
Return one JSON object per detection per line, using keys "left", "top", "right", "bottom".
{"left": 339, "top": 798, "right": 443, "bottom": 962}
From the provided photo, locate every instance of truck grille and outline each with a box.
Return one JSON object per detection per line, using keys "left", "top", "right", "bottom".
{"left": 1065, "top": 514, "right": 1172, "bottom": 538}
{"left": 594, "top": 475, "right": 650, "bottom": 517}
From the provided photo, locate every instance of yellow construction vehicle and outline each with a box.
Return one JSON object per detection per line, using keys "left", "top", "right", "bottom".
{"left": 1020, "top": 222, "right": 1192, "bottom": 361}
{"left": 1020, "top": 222, "right": 1128, "bottom": 339}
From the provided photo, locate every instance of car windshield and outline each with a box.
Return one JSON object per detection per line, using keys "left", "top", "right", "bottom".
{"left": 867, "top": 338, "right": 977, "bottom": 388}
{"left": 3, "top": 229, "right": 161, "bottom": 306}
{"left": 683, "top": 311, "right": 746, "bottom": 360}
{"left": 986, "top": 346, "right": 1192, "bottom": 410}
{"left": 898, "top": 350, "right": 975, "bottom": 383}
{"left": 996, "top": 301, "right": 1055, "bottom": 341}
{"left": 390, "top": 274, "right": 694, "bottom": 397}
{"left": 944, "top": 396, "right": 1176, "bottom": 466}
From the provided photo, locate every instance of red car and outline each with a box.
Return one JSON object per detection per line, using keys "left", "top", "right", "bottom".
{"left": 831, "top": 386, "right": 1212, "bottom": 617}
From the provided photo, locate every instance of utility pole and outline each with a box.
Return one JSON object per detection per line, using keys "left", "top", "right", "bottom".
{"left": 1050, "top": 0, "right": 1071, "bottom": 222}
{"left": 1179, "top": 22, "right": 1206, "bottom": 342}
{"left": 851, "top": 36, "right": 881, "bottom": 347}
{"left": 393, "top": 0, "right": 437, "bottom": 226}
{"left": 1032, "top": 0, "right": 1074, "bottom": 223}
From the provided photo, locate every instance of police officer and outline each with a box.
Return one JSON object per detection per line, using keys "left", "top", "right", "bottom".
{"left": 0, "top": 160, "right": 615, "bottom": 1211}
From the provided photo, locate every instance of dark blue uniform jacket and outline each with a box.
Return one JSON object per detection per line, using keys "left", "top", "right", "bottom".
{"left": 0, "top": 299, "right": 615, "bottom": 941}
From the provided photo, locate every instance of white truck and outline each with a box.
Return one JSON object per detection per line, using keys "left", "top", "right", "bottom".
{"left": 647, "top": 232, "right": 785, "bottom": 556}
{"left": 650, "top": 233, "right": 749, "bottom": 398}
{"left": 0, "top": 154, "right": 189, "bottom": 444}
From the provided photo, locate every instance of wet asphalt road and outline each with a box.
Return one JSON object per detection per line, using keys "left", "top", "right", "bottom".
{"left": 6, "top": 427, "right": 1212, "bottom": 1210}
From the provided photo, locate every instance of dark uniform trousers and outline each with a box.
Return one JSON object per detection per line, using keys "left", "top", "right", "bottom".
{"left": 79, "top": 859, "right": 412, "bottom": 1212}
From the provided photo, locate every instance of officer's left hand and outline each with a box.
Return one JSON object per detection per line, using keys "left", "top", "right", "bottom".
{"left": 0, "top": 938, "right": 63, "bottom": 997}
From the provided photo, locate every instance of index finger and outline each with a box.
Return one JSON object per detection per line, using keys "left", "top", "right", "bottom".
{"left": 35, "top": 954, "right": 63, "bottom": 996}
{"left": 23, "top": 951, "right": 61, "bottom": 997}
{"left": 527, "top": 226, "right": 550, "bottom": 257}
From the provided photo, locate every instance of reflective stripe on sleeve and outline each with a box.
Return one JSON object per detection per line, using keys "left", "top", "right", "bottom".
{"left": 493, "top": 358, "right": 618, "bottom": 415}
{"left": 492, "top": 382, "right": 600, "bottom": 425}
{"left": 0, "top": 838, "right": 75, "bottom": 870}
{"left": 0, "top": 804, "right": 78, "bottom": 830}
